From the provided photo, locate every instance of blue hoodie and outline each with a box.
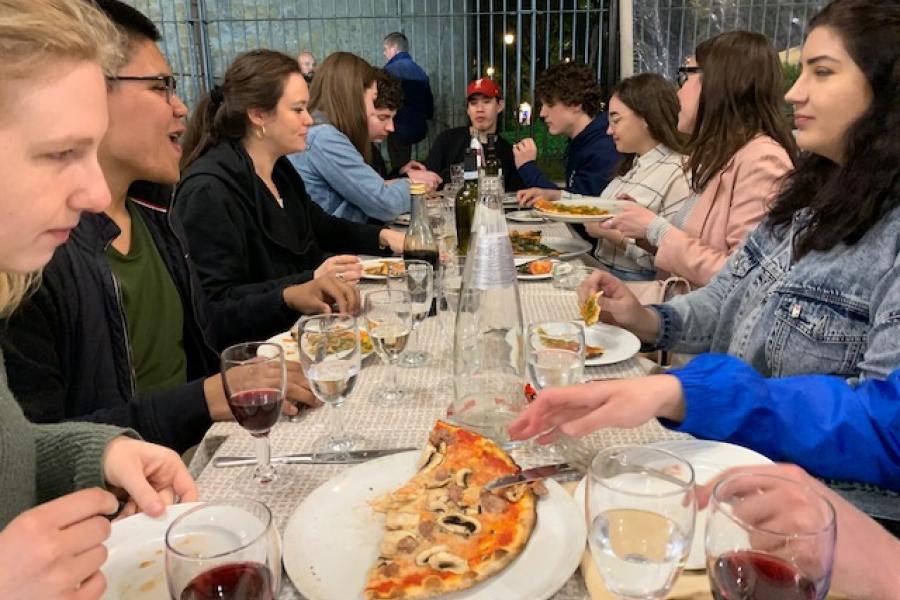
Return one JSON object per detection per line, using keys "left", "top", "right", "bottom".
{"left": 517, "top": 113, "right": 620, "bottom": 194}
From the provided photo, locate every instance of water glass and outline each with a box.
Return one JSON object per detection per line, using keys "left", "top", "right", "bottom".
{"left": 296, "top": 314, "right": 366, "bottom": 455}
{"left": 220, "top": 342, "right": 286, "bottom": 490}
{"left": 388, "top": 260, "right": 434, "bottom": 368}
{"left": 364, "top": 290, "right": 413, "bottom": 403}
{"left": 552, "top": 262, "right": 595, "bottom": 291}
{"left": 706, "top": 472, "right": 836, "bottom": 600}
{"left": 165, "top": 499, "right": 281, "bottom": 600}
{"left": 586, "top": 445, "right": 696, "bottom": 599}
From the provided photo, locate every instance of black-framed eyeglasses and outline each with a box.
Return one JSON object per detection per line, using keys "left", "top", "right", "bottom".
{"left": 676, "top": 66, "right": 703, "bottom": 88}
{"left": 106, "top": 75, "right": 177, "bottom": 104}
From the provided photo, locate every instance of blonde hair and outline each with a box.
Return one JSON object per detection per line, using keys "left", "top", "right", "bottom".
{"left": 0, "top": 0, "right": 121, "bottom": 315}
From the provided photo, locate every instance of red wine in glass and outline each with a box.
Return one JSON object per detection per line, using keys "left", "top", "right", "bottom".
{"left": 227, "top": 388, "right": 283, "bottom": 434}
{"left": 710, "top": 550, "right": 818, "bottom": 600}
{"left": 180, "top": 561, "right": 273, "bottom": 600}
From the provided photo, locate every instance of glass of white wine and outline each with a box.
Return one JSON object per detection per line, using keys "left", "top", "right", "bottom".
{"left": 364, "top": 290, "right": 413, "bottom": 403}
{"left": 586, "top": 445, "right": 696, "bottom": 600}
{"left": 296, "top": 313, "right": 366, "bottom": 456}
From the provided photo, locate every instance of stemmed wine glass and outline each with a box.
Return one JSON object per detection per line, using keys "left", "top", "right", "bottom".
{"left": 525, "top": 320, "right": 588, "bottom": 462}
{"left": 165, "top": 499, "right": 281, "bottom": 600}
{"left": 220, "top": 342, "right": 286, "bottom": 490}
{"left": 364, "top": 290, "right": 413, "bottom": 403}
{"left": 295, "top": 314, "right": 366, "bottom": 455}
{"left": 387, "top": 260, "right": 433, "bottom": 368}
{"left": 586, "top": 445, "right": 696, "bottom": 600}
{"left": 706, "top": 472, "right": 836, "bottom": 600}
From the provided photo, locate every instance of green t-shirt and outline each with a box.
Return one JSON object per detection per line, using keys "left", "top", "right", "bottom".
{"left": 107, "top": 201, "right": 188, "bottom": 393}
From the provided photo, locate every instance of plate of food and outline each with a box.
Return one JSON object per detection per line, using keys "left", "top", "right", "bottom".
{"left": 282, "top": 421, "right": 586, "bottom": 600}
{"left": 266, "top": 326, "right": 374, "bottom": 362}
{"left": 575, "top": 441, "right": 773, "bottom": 570}
{"left": 506, "top": 209, "right": 546, "bottom": 224}
{"left": 516, "top": 259, "right": 555, "bottom": 281}
{"left": 509, "top": 230, "right": 591, "bottom": 260}
{"left": 362, "top": 258, "right": 405, "bottom": 280}
{"left": 581, "top": 322, "right": 641, "bottom": 366}
{"left": 532, "top": 198, "right": 620, "bottom": 223}
{"left": 101, "top": 502, "right": 202, "bottom": 600}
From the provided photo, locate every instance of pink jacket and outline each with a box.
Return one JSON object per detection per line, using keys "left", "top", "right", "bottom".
{"left": 655, "top": 135, "right": 793, "bottom": 287}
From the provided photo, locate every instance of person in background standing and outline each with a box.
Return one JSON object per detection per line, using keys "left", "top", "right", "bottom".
{"left": 297, "top": 50, "right": 316, "bottom": 83}
{"left": 383, "top": 31, "right": 433, "bottom": 171}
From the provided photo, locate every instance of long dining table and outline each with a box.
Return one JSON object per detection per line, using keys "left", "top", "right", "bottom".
{"left": 188, "top": 220, "right": 693, "bottom": 600}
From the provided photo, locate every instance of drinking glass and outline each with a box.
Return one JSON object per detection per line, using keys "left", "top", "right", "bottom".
{"left": 296, "top": 314, "right": 366, "bottom": 455}
{"left": 364, "top": 290, "right": 413, "bottom": 403}
{"left": 552, "top": 262, "right": 596, "bottom": 291}
{"left": 525, "top": 320, "right": 587, "bottom": 462}
{"left": 220, "top": 342, "right": 285, "bottom": 489}
{"left": 706, "top": 472, "right": 836, "bottom": 600}
{"left": 165, "top": 499, "right": 281, "bottom": 600}
{"left": 387, "top": 260, "right": 434, "bottom": 368}
{"left": 586, "top": 445, "right": 696, "bottom": 599}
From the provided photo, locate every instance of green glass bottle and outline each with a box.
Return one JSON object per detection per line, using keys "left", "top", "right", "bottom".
{"left": 455, "top": 150, "right": 479, "bottom": 255}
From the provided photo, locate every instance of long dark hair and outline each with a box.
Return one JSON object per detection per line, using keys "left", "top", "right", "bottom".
{"left": 181, "top": 49, "right": 300, "bottom": 170}
{"left": 611, "top": 73, "right": 685, "bottom": 176}
{"left": 309, "top": 52, "right": 377, "bottom": 162}
{"left": 767, "top": 0, "right": 900, "bottom": 258}
{"left": 686, "top": 31, "right": 798, "bottom": 192}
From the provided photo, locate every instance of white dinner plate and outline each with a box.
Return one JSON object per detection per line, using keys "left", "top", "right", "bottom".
{"left": 575, "top": 440, "right": 773, "bottom": 571}
{"left": 513, "top": 235, "right": 592, "bottom": 261}
{"left": 516, "top": 259, "right": 556, "bottom": 281}
{"left": 360, "top": 258, "right": 404, "bottom": 280}
{"left": 265, "top": 327, "right": 374, "bottom": 362}
{"left": 502, "top": 193, "right": 519, "bottom": 206}
{"left": 506, "top": 209, "right": 546, "bottom": 223}
{"left": 583, "top": 322, "right": 642, "bottom": 366}
{"left": 533, "top": 199, "right": 622, "bottom": 224}
{"left": 282, "top": 451, "right": 587, "bottom": 600}
{"left": 101, "top": 502, "right": 203, "bottom": 600}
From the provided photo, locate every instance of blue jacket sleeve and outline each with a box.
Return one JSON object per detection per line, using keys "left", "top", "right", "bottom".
{"left": 517, "top": 161, "right": 560, "bottom": 190}
{"left": 303, "top": 126, "right": 411, "bottom": 222}
{"left": 664, "top": 354, "right": 900, "bottom": 491}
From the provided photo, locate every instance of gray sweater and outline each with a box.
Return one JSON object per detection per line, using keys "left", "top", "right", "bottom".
{"left": 0, "top": 348, "right": 124, "bottom": 528}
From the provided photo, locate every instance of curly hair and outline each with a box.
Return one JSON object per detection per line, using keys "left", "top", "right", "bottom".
{"left": 534, "top": 62, "right": 604, "bottom": 117}
{"left": 767, "top": 0, "right": 900, "bottom": 258}
{"left": 374, "top": 69, "right": 403, "bottom": 111}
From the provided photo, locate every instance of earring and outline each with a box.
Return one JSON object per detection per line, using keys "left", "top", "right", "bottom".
{"left": 255, "top": 125, "right": 266, "bottom": 140}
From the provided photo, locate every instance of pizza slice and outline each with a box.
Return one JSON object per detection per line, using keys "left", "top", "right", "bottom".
{"left": 365, "top": 421, "right": 539, "bottom": 599}
{"left": 581, "top": 291, "right": 603, "bottom": 326}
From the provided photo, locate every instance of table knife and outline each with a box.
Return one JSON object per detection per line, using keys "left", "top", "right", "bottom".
{"left": 212, "top": 447, "right": 416, "bottom": 468}
{"left": 484, "top": 462, "right": 582, "bottom": 491}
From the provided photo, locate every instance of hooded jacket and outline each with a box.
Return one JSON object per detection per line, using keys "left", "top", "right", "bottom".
{"left": 0, "top": 195, "right": 218, "bottom": 453}
{"left": 173, "top": 141, "right": 386, "bottom": 346}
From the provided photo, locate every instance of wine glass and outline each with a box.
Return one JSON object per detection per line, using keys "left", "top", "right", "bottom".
{"left": 165, "top": 499, "right": 281, "bottom": 600}
{"left": 525, "top": 320, "right": 588, "bottom": 462}
{"left": 295, "top": 314, "right": 366, "bottom": 456}
{"left": 586, "top": 445, "right": 696, "bottom": 599}
{"left": 388, "top": 259, "right": 433, "bottom": 368}
{"left": 706, "top": 472, "right": 836, "bottom": 600}
{"left": 364, "top": 289, "right": 413, "bottom": 403}
{"left": 220, "top": 342, "right": 286, "bottom": 490}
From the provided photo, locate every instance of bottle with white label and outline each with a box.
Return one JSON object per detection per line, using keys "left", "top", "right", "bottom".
{"left": 448, "top": 174, "right": 526, "bottom": 448}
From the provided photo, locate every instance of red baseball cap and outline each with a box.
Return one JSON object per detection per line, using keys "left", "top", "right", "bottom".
{"left": 466, "top": 78, "right": 502, "bottom": 99}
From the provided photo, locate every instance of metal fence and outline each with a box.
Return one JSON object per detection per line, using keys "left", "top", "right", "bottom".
{"left": 632, "top": 0, "right": 825, "bottom": 76}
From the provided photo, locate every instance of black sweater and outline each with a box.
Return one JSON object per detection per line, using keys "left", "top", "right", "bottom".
{"left": 173, "top": 141, "right": 386, "bottom": 346}
{"left": 424, "top": 126, "right": 525, "bottom": 192}
{"left": 0, "top": 198, "right": 219, "bottom": 453}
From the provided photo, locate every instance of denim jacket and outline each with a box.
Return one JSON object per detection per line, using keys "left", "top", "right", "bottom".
{"left": 653, "top": 207, "right": 900, "bottom": 379}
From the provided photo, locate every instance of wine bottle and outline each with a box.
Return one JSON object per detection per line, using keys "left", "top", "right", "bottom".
{"left": 449, "top": 173, "right": 526, "bottom": 448}
{"left": 403, "top": 182, "right": 439, "bottom": 271}
{"left": 454, "top": 150, "right": 478, "bottom": 255}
